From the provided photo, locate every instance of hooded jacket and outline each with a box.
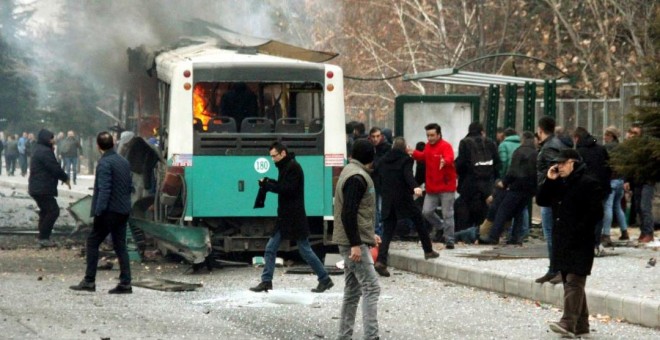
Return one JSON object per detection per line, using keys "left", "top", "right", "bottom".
{"left": 575, "top": 133, "right": 612, "bottom": 196}
{"left": 536, "top": 134, "right": 570, "bottom": 192}
{"left": 28, "top": 129, "right": 68, "bottom": 196}
{"left": 376, "top": 148, "right": 420, "bottom": 220}
{"left": 498, "top": 134, "right": 520, "bottom": 176}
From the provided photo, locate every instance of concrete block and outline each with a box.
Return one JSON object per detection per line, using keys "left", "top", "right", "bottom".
{"left": 491, "top": 272, "right": 506, "bottom": 294}
{"left": 479, "top": 270, "right": 493, "bottom": 290}
{"left": 639, "top": 300, "right": 660, "bottom": 328}
{"left": 446, "top": 264, "right": 459, "bottom": 282}
{"left": 504, "top": 273, "right": 520, "bottom": 296}
{"left": 456, "top": 267, "right": 471, "bottom": 285}
{"left": 621, "top": 297, "right": 644, "bottom": 325}
{"left": 436, "top": 263, "right": 448, "bottom": 279}
{"left": 516, "top": 277, "right": 535, "bottom": 300}
{"left": 531, "top": 282, "right": 546, "bottom": 302}
{"left": 586, "top": 289, "right": 609, "bottom": 315}
{"left": 468, "top": 268, "right": 483, "bottom": 288}
{"left": 605, "top": 294, "right": 624, "bottom": 320}
{"left": 416, "top": 260, "right": 432, "bottom": 276}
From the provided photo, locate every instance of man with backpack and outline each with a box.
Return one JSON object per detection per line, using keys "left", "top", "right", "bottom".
{"left": 455, "top": 122, "right": 500, "bottom": 233}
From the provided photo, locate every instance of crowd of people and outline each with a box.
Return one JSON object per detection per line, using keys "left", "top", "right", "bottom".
{"left": 337, "top": 117, "right": 656, "bottom": 338}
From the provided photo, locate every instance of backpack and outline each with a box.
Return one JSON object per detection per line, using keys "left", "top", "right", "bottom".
{"left": 465, "top": 137, "right": 494, "bottom": 179}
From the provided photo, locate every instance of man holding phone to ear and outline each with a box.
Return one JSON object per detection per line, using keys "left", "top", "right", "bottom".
{"left": 537, "top": 149, "right": 605, "bottom": 338}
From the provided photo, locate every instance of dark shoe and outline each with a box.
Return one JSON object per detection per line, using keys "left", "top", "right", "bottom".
{"left": 478, "top": 237, "right": 497, "bottom": 245}
{"left": 374, "top": 262, "right": 390, "bottom": 277}
{"left": 311, "top": 279, "right": 334, "bottom": 293}
{"left": 108, "top": 284, "right": 132, "bottom": 294}
{"left": 619, "top": 230, "right": 630, "bottom": 241}
{"left": 37, "top": 239, "right": 57, "bottom": 248}
{"left": 69, "top": 280, "right": 96, "bottom": 292}
{"left": 575, "top": 325, "right": 590, "bottom": 338}
{"left": 535, "top": 272, "right": 556, "bottom": 284}
{"left": 249, "top": 281, "right": 272, "bottom": 292}
{"left": 600, "top": 234, "right": 613, "bottom": 247}
{"left": 638, "top": 234, "right": 654, "bottom": 244}
{"left": 548, "top": 322, "right": 574, "bottom": 338}
{"left": 424, "top": 251, "right": 439, "bottom": 260}
{"left": 549, "top": 273, "right": 563, "bottom": 285}
{"left": 445, "top": 240, "right": 455, "bottom": 249}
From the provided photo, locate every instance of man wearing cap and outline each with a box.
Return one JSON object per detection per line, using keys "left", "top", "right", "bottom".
{"left": 333, "top": 139, "right": 382, "bottom": 340}
{"left": 537, "top": 149, "right": 605, "bottom": 338}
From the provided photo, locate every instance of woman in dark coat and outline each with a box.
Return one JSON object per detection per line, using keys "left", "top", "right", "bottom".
{"left": 250, "top": 142, "right": 333, "bottom": 293}
{"left": 536, "top": 149, "right": 605, "bottom": 338}
{"left": 373, "top": 137, "right": 437, "bottom": 277}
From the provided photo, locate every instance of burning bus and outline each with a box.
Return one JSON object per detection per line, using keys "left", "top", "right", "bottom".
{"left": 123, "top": 35, "right": 346, "bottom": 266}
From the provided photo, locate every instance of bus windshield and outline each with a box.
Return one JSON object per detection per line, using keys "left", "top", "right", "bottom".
{"left": 193, "top": 81, "right": 323, "bottom": 133}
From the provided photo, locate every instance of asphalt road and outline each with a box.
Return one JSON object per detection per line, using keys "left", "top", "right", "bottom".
{"left": 1, "top": 246, "right": 659, "bottom": 340}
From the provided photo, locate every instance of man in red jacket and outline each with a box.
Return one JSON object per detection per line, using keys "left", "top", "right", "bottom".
{"left": 411, "top": 123, "right": 457, "bottom": 249}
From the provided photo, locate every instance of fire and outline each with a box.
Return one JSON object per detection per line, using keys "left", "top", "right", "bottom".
{"left": 193, "top": 84, "right": 211, "bottom": 130}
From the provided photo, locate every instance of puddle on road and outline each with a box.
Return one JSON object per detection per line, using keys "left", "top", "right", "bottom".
{"left": 193, "top": 289, "right": 344, "bottom": 308}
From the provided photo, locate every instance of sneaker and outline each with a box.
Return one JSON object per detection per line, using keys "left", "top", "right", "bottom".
{"left": 108, "top": 284, "right": 132, "bottom": 294}
{"left": 549, "top": 273, "right": 563, "bottom": 285}
{"left": 374, "top": 262, "right": 390, "bottom": 277}
{"left": 249, "top": 281, "right": 272, "bottom": 292}
{"left": 445, "top": 240, "right": 455, "bottom": 249}
{"left": 600, "top": 235, "right": 613, "bottom": 247}
{"left": 69, "top": 280, "right": 96, "bottom": 292}
{"left": 311, "top": 279, "right": 334, "bottom": 293}
{"left": 424, "top": 251, "right": 439, "bottom": 260}
{"left": 638, "top": 234, "right": 654, "bottom": 244}
{"left": 619, "top": 230, "right": 630, "bottom": 241}
{"left": 548, "top": 322, "right": 575, "bottom": 338}
{"left": 535, "top": 272, "right": 556, "bottom": 284}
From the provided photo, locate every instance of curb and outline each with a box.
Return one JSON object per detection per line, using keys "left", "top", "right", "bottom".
{"left": 389, "top": 252, "right": 660, "bottom": 329}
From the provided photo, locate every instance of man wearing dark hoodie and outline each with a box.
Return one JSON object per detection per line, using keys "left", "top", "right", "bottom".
{"left": 572, "top": 127, "right": 612, "bottom": 252}
{"left": 28, "top": 129, "right": 70, "bottom": 248}
{"left": 373, "top": 137, "right": 438, "bottom": 277}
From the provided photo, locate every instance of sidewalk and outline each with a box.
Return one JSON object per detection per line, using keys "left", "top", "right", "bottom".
{"left": 388, "top": 236, "right": 660, "bottom": 329}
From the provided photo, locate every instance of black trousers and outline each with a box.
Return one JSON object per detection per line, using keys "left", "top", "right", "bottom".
{"left": 31, "top": 195, "right": 60, "bottom": 240}
{"left": 378, "top": 208, "right": 433, "bottom": 266}
{"left": 560, "top": 272, "right": 589, "bottom": 333}
{"left": 85, "top": 211, "right": 131, "bottom": 285}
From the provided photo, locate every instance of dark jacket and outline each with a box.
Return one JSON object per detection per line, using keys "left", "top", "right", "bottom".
{"left": 575, "top": 134, "right": 612, "bottom": 195}
{"left": 456, "top": 134, "right": 500, "bottom": 196}
{"left": 536, "top": 163, "right": 605, "bottom": 276}
{"left": 502, "top": 141, "right": 538, "bottom": 195}
{"left": 536, "top": 134, "right": 569, "bottom": 192}
{"left": 60, "top": 136, "right": 82, "bottom": 158}
{"left": 28, "top": 130, "right": 69, "bottom": 197}
{"left": 91, "top": 149, "right": 133, "bottom": 216}
{"left": 372, "top": 140, "right": 391, "bottom": 193}
{"left": 262, "top": 153, "right": 309, "bottom": 240}
{"left": 5, "top": 139, "right": 19, "bottom": 157}
{"left": 376, "top": 148, "right": 419, "bottom": 220}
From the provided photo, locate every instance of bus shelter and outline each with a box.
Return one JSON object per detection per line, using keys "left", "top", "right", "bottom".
{"left": 403, "top": 65, "right": 572, "bottom": 138}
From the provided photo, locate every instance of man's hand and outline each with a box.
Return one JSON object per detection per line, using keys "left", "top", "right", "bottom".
{"left": 64, "top": 179, "right": 71, "bottom": 190}
{"left": 547, "top": 165, "right": 559, "bottom": 180}
{"left": 413, "top": 187, "right": 423, "bottom": 197}
{"left": 349, "top": 245, "right": 362, "bottom": 262}
{"left": 375, "top": 235, "right": 382, "bottom": 245}
{"left": 496, "top": 180, "right": 504, "bottom": 189}
{"left": 439, "top": 157, "right": 445, "bottom": 170}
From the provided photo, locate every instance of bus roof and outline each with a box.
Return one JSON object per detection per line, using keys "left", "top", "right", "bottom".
{"left": 154, "top": 37, "right": 337, "bottom": 84}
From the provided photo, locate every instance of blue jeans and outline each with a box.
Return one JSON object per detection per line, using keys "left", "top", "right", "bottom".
{"left": 261, "top": 230, "right": 329, "bottom": 283}
{"left": 64, "top": 156, "right": 78, "bottom": 183}
{"left": 639, "top": 183, "right": 656, "bottom": 236}
{"left": 541, "top": 206, "right": 556, "bottom": 274}
{"left": 601, "top": 179, "right": 628, "bottom": 236}
{"left": 374, "top": 194, "right": 383, "bottom": 237}
{"left": 338, "top": 244, "right": 380, "bottom": 340}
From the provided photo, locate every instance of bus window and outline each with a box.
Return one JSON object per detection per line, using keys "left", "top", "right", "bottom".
{"left": 192, "top": 82, "right": 323, "bottom": 133}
